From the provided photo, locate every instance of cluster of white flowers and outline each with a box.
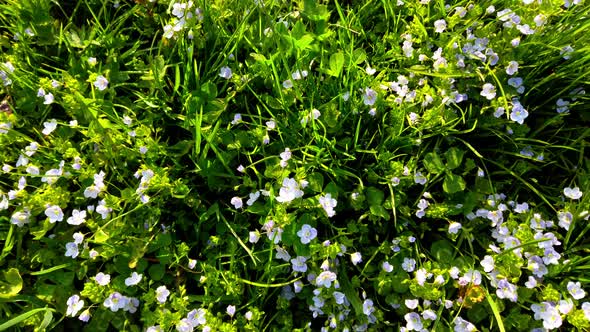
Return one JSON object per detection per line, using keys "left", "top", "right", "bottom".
{"left": 83, "top": 171, "right": 106, "bottom": 199}
{"left": 163, "top": 1, "right": 203, "bottom": 39}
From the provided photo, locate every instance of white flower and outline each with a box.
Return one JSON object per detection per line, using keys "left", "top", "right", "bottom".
{"left": 87, "top": 57, "right": 97, "bottom": 66}
{"left": 363, "top": 299, "right": 375, "bottom": 316}
{"left": 94, "top": 75, "right": 109, "bottom": 91}
{"left": 95, "top": 272, "right": 111, "bottom": 286}
{"left": 45, "top": 205, "right": 64, "bottom": 223}
{"left": 510, "top": 101, "right": 529, "bottom": 124}
{"left": 279, "top": 148, "right": 291, "bottom": 167}
{"left": 66, "top": 295, "right": 85, "bottom": 317}
{"left": 249, "top": 231, "right": 260, "bottom": 243}
{"left": 246, "top": 191, "right": 260, "bottom": 206}
{"left": 434, "top": 19, "right": 447, "bottom": 33}
{"left": 291, "top": 256, "right": 308, "bottom": 273}
{"left": 315, "top": 271, "right": 337, "bottom": 288}
{"left": 534, "top": 14, "right": 547, "bottom": 27}
{"left": 226, "top": 305, "right": 236, "bottom": 317}
{"left": 405, "top": 312, "right": 423, "bottom": 331}
{"left": 351, "top": 252, "right": 362, "bottom": 265}
{"left": 454, "top": 317, "right": 477, "bottom": 332}
{"left": 362, "top": 87, "right": 377, "bottom": 106}
{"left": 125, "top": 272, "right": 143, "bottom": 286}
{"left": 187, "top": 308, "right": 207, "bottom": 327}
{"left": 282, "top": 79, "right": 293, "bottom": 89}
{"left": 291, "top": 70, "right": 308, "bottom": 80}
{"left": 568, "top": 281, "right": 586, "bottom": 300}
{"left": 67, "top": 209, "right": 87, "bottom": 225}
{"left": 65, "top": 242, "right": 79, "bottom": 258}
{"left": 0, "top": 122, "right": 11, "bottom": 134}
{"left": 342, "top": 91, "right": 350, "bottom": 101}
{"left": 42, "top": 167, "right": 63, "bottom": 184}
{"left": 103, "top": 292, "right": 127, "bottom": 312}
{"left": 96, "top": 200, "right": 112, "bottom": 219}
{"left": 414, "top": 172, "right": 427, "bottom": 185}
{"left": 319, "top": 193, "right": 337, "bottom": 217}
{"left": 506, "top": 61, "right": 519, "bottom": 75}
{"left": 11, "top": 210, "right": 30, "bottom": 227}
{"left": 480, "top": 83, "right": 496, "bottom": 100}
{"left": 564, "top": 187, "right": 583, "bottom": 200}
{"left": 480, "top": 255, "right": 495, "bottom": 272}
{"left": 78, "top": 309, "right": 91, "bottom": 322}
{"left": 448, "top": 222, "right": 462, "bottom": 234}
{"left": 156, "top": 286, "right": 170, "bottom": 303}
{"left": 43, "top": 93, "right": 54, "bottom": 105}
{"left": 219, "top": 66, "right": 232, "bottom": 79}
{"left": 276, "top": 177, "right": 304, "bottom": 203}
{"left": 42, "top": 119, "right": 58, "bottom": 135}
{"left": 297, "top": 224, "right": 317, "bottom": 244}
{"left": 73, "top": 232, "right": 84, "bottom": 245}
{"left": 561, "top": 45, "right": 574, "bottom": 60}
{"left": 188, "top": 259, "right": 197, "bottom": 269}
{"left": 402, "top": 257, "right": 416, "bottom": 272}
{"left": 382, "top": 261, "right": 394, "bottom": 272}
{"left": 230, "top": 196, "right": 243, "bottom": 209}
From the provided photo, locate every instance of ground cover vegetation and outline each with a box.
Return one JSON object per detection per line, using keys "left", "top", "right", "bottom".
{"left": 0, "top": 0, "right": 589, "bottom": 331}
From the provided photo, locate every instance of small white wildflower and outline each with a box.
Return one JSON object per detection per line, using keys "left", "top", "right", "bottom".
{"left": 94, "top": 75, "right": 109, "bottom": 91}
{"left": 219, "top": 66, "right": 232, "bottom": 79}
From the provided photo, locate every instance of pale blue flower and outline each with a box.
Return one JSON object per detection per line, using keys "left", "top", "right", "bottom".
{"left": 319, "top": 193, "right": 337, "bottom": 217}
{"left": 94, "top": 75, "right": 109, "bottom": 91}
{"left": 434, "top": 19, "right": 447, "bottom": 33}
{"left": 103, "top": 292, "right": 127, "bottom": 312}
{"left": 405, "top": 312, "right": 423, "bottom": 330}
{"left": 315, "top": 271, "right": 337, "bottom": 288}
{"left": 156, "top": 285, "right": 170, "bottom": 303}
{"left": 45, "top": 205, "right": 64, "bottom": 223}
{"left": 351, "top": 252, "right": 362, "bottom": 265}
{"left": 66, "top": 295, "right": 84, "bottom": 317}
{"left": 564, "top": 187, "right": 583, "bottom": 200}
{"left": 362, "top": 87, "right": 377, "bottom": 106}
{"left": 125, "top": 272, "right": 143, "bottom": 286}
{"left": 67, "top": 209, "right": 87, "bottom": 225}
{"left": 568, "top": 281, "right": 586, "bottom": 300}
{"left": 480, "top": 83, "right": 496, "bottom": 100}
{"left": 42, "top": 119, "right": 58, "bottom": 135}
{"left": 226, "top": 305, "right": 236, "bottom": 317}
{"left": 219, "top": 66, "right": 232, "bottom": 79}
{"left": 291, "top": 256, "right": 308, "bottom": 273}
{"left": 363, "top": 299, "right": 375, "bottom": 316}
{"left": 94, "top": 272, "right": 111, "bottom": 286}
{"left": 276, "top": 178, "right": 304, "bottom": 203}
{"left": 297, "top": 224, "right": 317, "bottom": 244}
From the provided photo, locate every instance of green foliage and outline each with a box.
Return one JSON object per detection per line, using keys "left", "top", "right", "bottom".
{"left": 0, "top": 0, "right": 589, "bottom": 331}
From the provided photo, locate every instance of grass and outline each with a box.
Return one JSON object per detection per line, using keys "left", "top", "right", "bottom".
{"left": 0, "top": 0, "right": 589, "bottom": 331}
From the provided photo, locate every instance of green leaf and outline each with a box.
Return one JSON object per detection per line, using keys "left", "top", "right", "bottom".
{"left": 0, "top": 308, "right": 54, "bottom": 331}
{"left": 370, "top": 205, "right": 389, "bottom": 219}
{"left": 200, "top": 82, "right": 218, "bottom": 100}
{"left": 365, "top": 187, "right": 384, "bottom": 206}
{"left": 423, "top": 152, "right": 445, "bottom": 174}
{"left": 94, "top": 229, "right": 109, "bottom": 243}
{"left": 38, "top": 309, "right": 53, "bottom": 331}
{"left": 308, "top": 172, "right": 324, "bottom": 192}
{"left": 443, "top": 173, "right": 466, "bottom": 194}
{"left": 430, "top": 240, "right": 454, "bottom": 264}
{"left": 351, "top": 48, "right": 366, "bottom": 64}
{"left": 294, "top": 34, "right": 315, "bottom": 50}
{"left": 445, "top": 147, "right": 465, "bottom": 170}
{"left": 148, "top": 264, "right": 165, "bottom": 281}
{"left": 0, "top": 268, "right": 22, "bottom": 298}
{"left": 328, "top": 52, "right": 344, "bottom": 77}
